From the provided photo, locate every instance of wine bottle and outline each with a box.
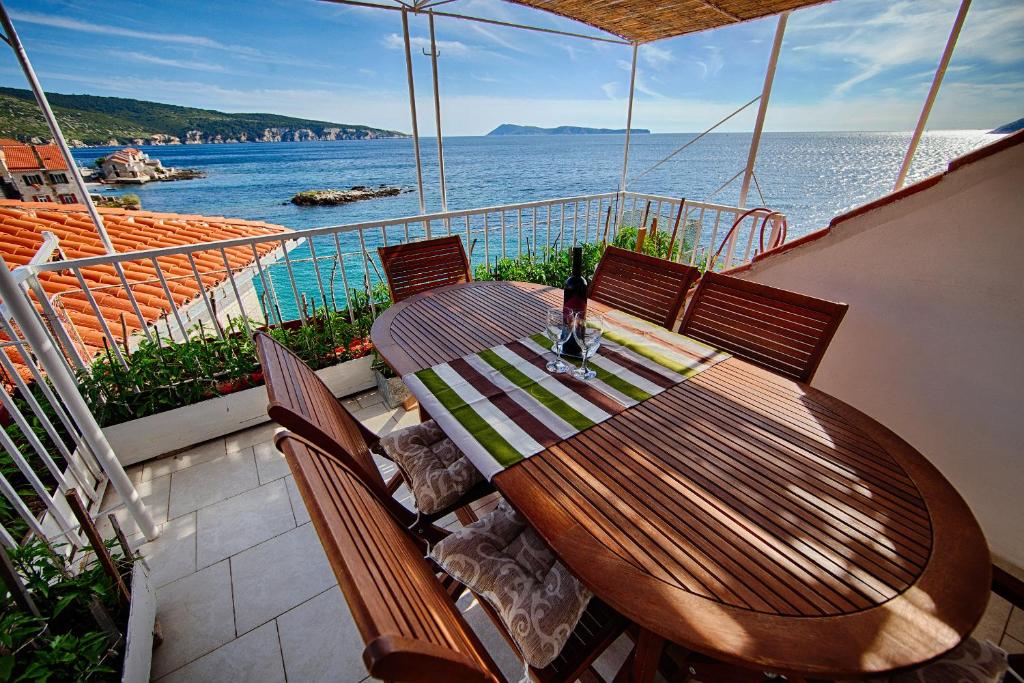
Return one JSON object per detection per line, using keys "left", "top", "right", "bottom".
{"left": 561, "top": 246, "right": 587, "bottom": 357}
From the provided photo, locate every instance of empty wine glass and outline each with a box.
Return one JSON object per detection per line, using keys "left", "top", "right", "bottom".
{"left": 571, "top": 312, "right": 604, "bottom": 380}
{"left": 544, "top": 308, "right": 570, "bottom": 374}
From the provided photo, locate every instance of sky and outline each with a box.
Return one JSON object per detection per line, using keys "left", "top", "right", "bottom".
{"left": 2, "top": 0, "right": 1022, "bottom": 136}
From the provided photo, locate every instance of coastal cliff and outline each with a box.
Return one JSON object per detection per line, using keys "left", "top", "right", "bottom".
{"left": 0, "top": 87, "right": 407, "bottom": 146}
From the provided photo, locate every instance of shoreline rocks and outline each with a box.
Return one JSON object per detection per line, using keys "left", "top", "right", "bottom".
{"left": 291, "top": 185, "right": 411, "bottom": 206}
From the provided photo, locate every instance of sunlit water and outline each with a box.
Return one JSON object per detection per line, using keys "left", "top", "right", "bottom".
{"left": 70, "top": 131, "right": 997, "bottom": 318}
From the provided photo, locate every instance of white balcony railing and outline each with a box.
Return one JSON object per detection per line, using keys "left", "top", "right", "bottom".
{"left": 17, "top": 191, "right": 786, "bottom": 373}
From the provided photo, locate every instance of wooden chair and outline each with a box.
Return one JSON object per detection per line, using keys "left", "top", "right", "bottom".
{"left": 589, "top": 245, "right": 700, "bottom": 330}
{"left": 378, "top": 236, "right": 472, "bottom": 303}
{"left": 254, "top": 331, "right": 491, "bottom": 528}
{"left": 277, "top": 430, "right": 629, "bottom": 683}
{"left": 680, "top": 272, "right": 848, "bottom": 384}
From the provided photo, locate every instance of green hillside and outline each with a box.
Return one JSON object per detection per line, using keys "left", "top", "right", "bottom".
{"left": 0, "top": 87, "right": 406, "bottom": 145}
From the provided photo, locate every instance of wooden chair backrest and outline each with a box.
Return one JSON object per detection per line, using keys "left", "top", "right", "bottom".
{"left": 275, "top": 432, "right": 501, "bottom": 683}
{"left": 680, "top": 272, "right": 848, "bottom": 384}
{"left": 589, "top": 245, "right": 700, "bottom": 329}
{"left": 255, "top": 331, "right": 385, "bottom": 493}
{"left": 378, "top": 236, "right": 472, "bottom": 303}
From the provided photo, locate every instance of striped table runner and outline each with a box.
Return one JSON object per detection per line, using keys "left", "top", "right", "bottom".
{"left": 403, "top": 313, "right": 730, "bottom": 480}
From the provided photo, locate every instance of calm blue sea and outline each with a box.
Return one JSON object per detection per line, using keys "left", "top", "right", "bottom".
{"left": 70, "top": 131, "right": 995, "bottom": 318}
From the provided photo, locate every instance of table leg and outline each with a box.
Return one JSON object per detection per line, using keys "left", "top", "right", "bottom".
{"left": 631, "top": 628, "right": 665, "bottom": 683}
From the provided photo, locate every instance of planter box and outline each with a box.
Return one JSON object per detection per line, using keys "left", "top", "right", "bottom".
{"left": 122, "top": 561, "right": 156, "bottom": 683}
{"left": 103, "top": 355, "right": 374, "bottom": 466}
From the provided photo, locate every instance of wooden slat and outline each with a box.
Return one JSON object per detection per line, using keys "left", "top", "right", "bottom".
{"left": 277, "top": 433, "right": 500, "bottom": 682}
{"left": 379, "top": 236, "right": 472, "bottom": 303}
{"left": 370, "top": 280, "right": 991, "bottom": 679}
{"left": 680, "top": 272, "right": 849, "bottom": 383}
{"left": 589, "top": 246, "right": 699, "bottom": 329}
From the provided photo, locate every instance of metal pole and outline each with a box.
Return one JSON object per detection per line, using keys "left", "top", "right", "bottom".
{"left": 428, "top": 12, "right": 448, "bottom": 213}
{"left": 0, "top": 256, "right": 158, "bottom": 541}
{"left": 893, "top": 0, "right": 971, "bottom": 191}
{"left": 738, "top": 11, "right": 788, "bottom": 209}
{"left": 616, "top": 43, "right": 639, "bottom": 228}
{"left": 0, "top": 3, "right": 115, "bottom": 254}
{"left": 402, "top": 9, "right": 427, "bottom": 216}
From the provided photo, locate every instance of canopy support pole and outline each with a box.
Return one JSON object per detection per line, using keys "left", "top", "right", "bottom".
{"left": 739, "top": 11, "right": 787, "bottom": 209}
{"left": 0, "top": 2, "right": 115, "bottom": 254}
{"left": 428, "top": 12, "right": 447, "bottom": 213}
{"left": 893, "top": 0, "right": 971, "bottom": 191}
{"left": 401, "top": 9, "right": 427, "bottom": 216}
{"left": 616, "top": 43, "right": 638, "bottom": 228}
{"left": 0, "top": 257, "right": 158, "bottom": 541}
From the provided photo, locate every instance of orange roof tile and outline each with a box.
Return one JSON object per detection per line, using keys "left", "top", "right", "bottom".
{"left": 0, "top": 200, "right": 290, "bottom": 387}
{"left": 35, "top": 145, "right": 68, "bottom": 171}
{"left": 2, "top": 143, "right": 41, "bottom": 171}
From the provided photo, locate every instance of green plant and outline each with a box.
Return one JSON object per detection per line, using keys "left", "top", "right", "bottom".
{"left": 1, "top": 539, "right": 129, "bottom": 681}
{"left": 76, "top": 288, "right": 391, "bottom": 427}
{"left": 474, "top": 242, "right": 604, "bottom": 287}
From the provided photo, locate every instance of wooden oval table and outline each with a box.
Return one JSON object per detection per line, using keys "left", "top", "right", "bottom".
{"left": 371, "top": 280, "right": 991, "bottom": 681}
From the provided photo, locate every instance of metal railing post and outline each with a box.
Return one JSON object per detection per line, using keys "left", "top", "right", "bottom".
{"left": 893, "top": 0, "right": 971, "bottom": 191}
{"left": 401, "top": 9, "right": 427, "bottom": 217}
{"left": 739, "top": 11, "right": 788, "bottom": 209}
{"left": 615, "top": 43, "right": 639, "bottom": 230}
{"left": 428, "top": 12, "right": 448, "bottom": 213}
{"left": 0, "top": 256, "right": 158, "bottom": 541}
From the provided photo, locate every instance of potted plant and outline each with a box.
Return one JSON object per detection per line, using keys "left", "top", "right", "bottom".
{"left": 372, "top": 353, "right": 416, "bottom": 411}
{"left": 0, "top": 538, "right": 156, "bottom": 682}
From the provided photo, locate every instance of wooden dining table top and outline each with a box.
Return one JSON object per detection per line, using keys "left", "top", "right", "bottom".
{"left": 370, "top": 280, "right": 991, "bottom": 679}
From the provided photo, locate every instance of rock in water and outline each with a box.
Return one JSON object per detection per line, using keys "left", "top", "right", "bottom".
{"left": 291, "top": 186, "right": 410, "bottom": 206}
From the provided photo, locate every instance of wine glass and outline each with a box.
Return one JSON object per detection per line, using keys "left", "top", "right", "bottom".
{"left": 571, "top": 312, "right": 604, "bottom": 380}
{"left": 544, "top": 308, "right": 570, "bottom": 374}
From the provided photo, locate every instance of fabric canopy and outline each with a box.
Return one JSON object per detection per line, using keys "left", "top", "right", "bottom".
{"left": 503, "top": 0, "right": 832, "bottom": 43}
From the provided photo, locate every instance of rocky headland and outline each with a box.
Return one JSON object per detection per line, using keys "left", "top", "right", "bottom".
{"left": 291, "top": 186, "right": 411, "bottom": 206}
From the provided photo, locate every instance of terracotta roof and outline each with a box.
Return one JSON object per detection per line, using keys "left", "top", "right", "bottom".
{"left": 0, "top": 200, "right": 289, "bottom": 385}
{"left": 0, "top": 141, "right": 69, "bottom": 172}
{"left": 35, "top": 145, "right": 68, "bottom": 171}
{"left": 1, "top": 143, "right": 41, "bottom": 171}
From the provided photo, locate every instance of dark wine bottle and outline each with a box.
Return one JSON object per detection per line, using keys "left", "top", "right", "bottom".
{"left": 561, "top": 246, "right": 587, "bottom": 357}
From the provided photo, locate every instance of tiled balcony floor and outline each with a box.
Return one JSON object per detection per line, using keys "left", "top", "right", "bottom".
{"left": 108, "top": 389, "right": 1023, "bottom": 682}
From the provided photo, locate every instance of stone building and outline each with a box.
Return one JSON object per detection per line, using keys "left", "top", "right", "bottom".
{"left": 0, "top": 138, "right": 82, "bottom": 204}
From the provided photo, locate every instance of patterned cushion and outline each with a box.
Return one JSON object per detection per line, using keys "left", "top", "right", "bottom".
{"left": 429, "top": 499, "right": 593, "bottom": 669}
{"left": 379, "top": 419, "right": 483, "bottom": 515}
{"left": 854, "top": 638, "right": 1008, "bottom": 683}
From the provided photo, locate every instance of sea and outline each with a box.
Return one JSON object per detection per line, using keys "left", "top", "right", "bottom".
{"left": 70, "top": 131, "right": 997, "bottom": 318}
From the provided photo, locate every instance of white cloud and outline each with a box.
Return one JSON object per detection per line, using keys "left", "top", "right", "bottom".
{"left": 790, "top": 0, "right": 1024, "bottom": 97}
{"left": 9, "top": 10, "right": 225, "bottom": 48}
{"left": 123, "top": 52, "right": 226, "bottom": 73}
{"left": 640, "top": 45, "right": 674, "bottom": 69}
{"left": 382, "top": 33, "right": 471, "bottom": 56}
{"left": 691, "top": 45, "right": 725, "bottom": 80}
{"left": 9, "top": 9, "right": 332, "bottom": 70}
{"left": 616, "top": 59, "right": 664, "bottom": 99}
{"left": 601, "top": 82, "right": 618, "bottom": 99}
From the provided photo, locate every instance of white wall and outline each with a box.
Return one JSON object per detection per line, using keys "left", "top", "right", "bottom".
{"left": 733, "top": 141, "right": 1024, "bottom": 570}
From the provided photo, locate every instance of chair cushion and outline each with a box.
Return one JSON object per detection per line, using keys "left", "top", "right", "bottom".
{"left": 429, "top": 499, "right": 592, "bottom": 669}
{"left": 855, "top": 638, "right": 1008, "bottom": 683}
{"left": 379, "top": 419, "right": 483, "bottom": 515}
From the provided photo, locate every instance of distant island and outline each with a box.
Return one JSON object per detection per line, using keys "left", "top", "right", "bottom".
{"left": 990, "top": 118, "right": 1024, "bottom": 134}
{"left": 0, "top": 87, "right": 407, "bottom": 146}
{"left": 487, "top": 124, "right": 651, "bottom": 136}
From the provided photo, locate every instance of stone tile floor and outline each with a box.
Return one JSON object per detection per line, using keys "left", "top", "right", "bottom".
{"left": 106, "top": 388, "right": 1024, "bottom": 682}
